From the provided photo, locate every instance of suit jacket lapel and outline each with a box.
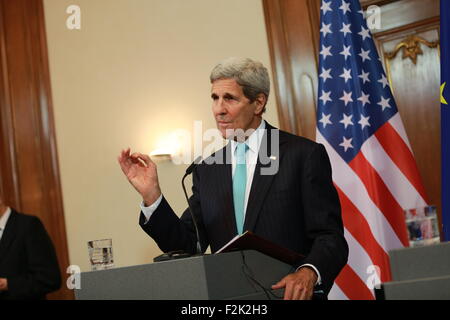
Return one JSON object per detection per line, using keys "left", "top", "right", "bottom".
{"left": 0, "top": 210, "right": 18, "bottom": 265}
{"left": 243, "top": 123, "right": 286, "bottom": 232}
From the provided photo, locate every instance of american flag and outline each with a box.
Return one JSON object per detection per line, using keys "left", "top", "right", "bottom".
{"left": 316, "top": 0, "right": 429, "bottom": 299}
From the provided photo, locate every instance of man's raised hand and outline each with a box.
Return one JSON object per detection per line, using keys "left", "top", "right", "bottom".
{"left": 118, "top": 148, "right": 162, "bottom": 206}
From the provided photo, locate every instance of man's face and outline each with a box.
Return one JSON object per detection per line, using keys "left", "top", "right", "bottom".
{"left": 211, "top": 78, "right": 263, "bottom": 139}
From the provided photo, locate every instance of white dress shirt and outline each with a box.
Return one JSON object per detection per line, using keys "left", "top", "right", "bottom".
{"left": 0, "top": 207, "right": 11, "bottom": 242}
{"left": 139, "top": 119, "right": 321, "bottom": 284}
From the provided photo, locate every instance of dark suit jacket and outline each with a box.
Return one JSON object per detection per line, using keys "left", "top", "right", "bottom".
{"left": 0, "top": 209, "right": 61, "bottom": 300}
{"left": 140, "top": 122, "right": 348, "bottom": 294}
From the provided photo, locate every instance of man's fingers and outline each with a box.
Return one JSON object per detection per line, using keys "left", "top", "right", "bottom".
{"left": 271, "top": 279, "right": 285, "bottom": 290}
{"left": 122, "top": 148, "right": 127, "bottom": 156}
{"left": 299, "top": 285, "right": 313, "bottom": 300}
{"left": 119, "top": 148, "right": 128, "bottom": 160}
{"left": 118, "top": 149, "right": 147, "bottom": 174}
{"left": 273, "top": 270, "right": 316, "bottom": 300}
{"left": 117, "top": 156, "right": 124, "bottom": 167}
{"left": 118, "top": 148, "right": 131, "bottom": 163}
{"left": 119, "top": 150, "right": 154, "bottom": 171}
{"left": 137, "top": 153, "right": 153, "bottom": 167}
{"left": 283, "top": 282, "right": 294, "bottom": 300}
{"left": 119, "top": 149, "right": 127, "bottom": 162}
{"left": 118, "top": 151, "right": 128, "bottom": 171}
{"left": 300, "top": 288, "right": 311, "bottom": 300}
{"left": 130, "top": 152, "right": 154, "bottom": 167}
{"left": 292, "top": 286, "right": 303, "bottom": 300}
{"left": 118, "top": 149, "right": 133, "bottom": 168}
{"left": 129, "top": 153, "right": 146, "bottom": 166}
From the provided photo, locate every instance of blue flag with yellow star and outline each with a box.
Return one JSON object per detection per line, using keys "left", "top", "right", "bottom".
{"left": 442, "top": 0, "right": 450, "bottom": 241}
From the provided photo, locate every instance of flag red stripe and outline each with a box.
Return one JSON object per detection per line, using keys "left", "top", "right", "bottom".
{"left": 349, "top": 152, "right": 409, "bottom": 246}
{"left": 334, "top": 264, "right": 375, "bottom": 300}
{"left": 336, "top": 185, "right": 392, "bottom": 282}
{"left": 375, "top": 122, "right": 429, "bottom": 203}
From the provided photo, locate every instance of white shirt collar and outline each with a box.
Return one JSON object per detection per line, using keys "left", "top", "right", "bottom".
{"left": 0, "top": 207, "right": 11, "bottom": 230}
{"left": 229, "top": 119, "right": 266, "bottom": 154}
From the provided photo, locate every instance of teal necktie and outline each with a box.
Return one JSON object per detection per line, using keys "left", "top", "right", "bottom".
{"left": 233, "top": 142, "right": 248, "bottom": 235}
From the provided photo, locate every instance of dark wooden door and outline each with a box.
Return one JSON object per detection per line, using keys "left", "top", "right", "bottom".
{"left": 0, "top": 0, "right": 72, "bottom": 299}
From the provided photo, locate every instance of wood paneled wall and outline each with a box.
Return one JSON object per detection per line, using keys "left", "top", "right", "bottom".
{"left": 0, "top": 0, "right": 72, "bottom": 299}
{"left": 263, "top": 0, "right": 442, "bottom": 229}
{"left": 375, "top": 14, "right": 441, "bottom": 233}
{"left": 263, "top": 0, "right": 322, "bottom": 140}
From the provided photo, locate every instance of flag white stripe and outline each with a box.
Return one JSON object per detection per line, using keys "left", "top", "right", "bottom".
{"left": 316, "top": 130, "right": 404, "bottom": 251}
{"left": 344, "top": 228, "right": 376, "bottom": 299}
{"left": 361, "top": 135, "right": 427, "bottom": 210}
{"left": 388, "top": 113, "right": 413, "bottom": 152}
{"left": 328, "top": 283, "right": 349, "bottom": 300}
{"left": 330, "top": 228, "right": 379, "bottom": 300}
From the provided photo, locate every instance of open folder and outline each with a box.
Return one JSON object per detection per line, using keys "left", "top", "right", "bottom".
{"left": 215, "top": 231, "right": 305, "bottom": 265}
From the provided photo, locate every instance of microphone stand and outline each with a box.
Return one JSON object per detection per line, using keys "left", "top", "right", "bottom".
{"left": 153, "top": 157, "right": 203, "bottom": 262}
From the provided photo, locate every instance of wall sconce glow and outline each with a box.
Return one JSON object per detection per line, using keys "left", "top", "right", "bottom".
{"left": 150, "top": 148, "right": 173, "bottom": 160}
{"left": 150, "top": 131, "right": 186, "bottom": 162}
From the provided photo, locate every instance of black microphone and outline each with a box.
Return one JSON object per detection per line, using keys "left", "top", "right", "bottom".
{"left": 153, "top": 156, "right": 203, "bottom": 262}
{"left": 185, "top": 155, "right": 202, "bottom": 175}
{"left": 181, "top": 156, "right": 203, "bottom": 255}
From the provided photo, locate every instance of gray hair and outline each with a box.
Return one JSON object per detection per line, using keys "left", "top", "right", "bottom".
{"left": 210, "top": 57, "right": 270, "bottom": 112}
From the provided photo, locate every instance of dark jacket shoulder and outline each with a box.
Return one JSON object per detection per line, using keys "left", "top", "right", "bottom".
{"left": 11, "top": 209, "right": 40, "bottom": 222}
{"left": 275, "top": 125, "right": 328, "bottom": 163}
{"left": 9, "top": 210, "right": 44, "bottom": 232}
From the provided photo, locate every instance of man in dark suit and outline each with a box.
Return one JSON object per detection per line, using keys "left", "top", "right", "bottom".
{"left": 0, "top": 194, "right": 61, "bottom": 300}
{"left": 118, "top": 57, "right": 348, "bottom": 299}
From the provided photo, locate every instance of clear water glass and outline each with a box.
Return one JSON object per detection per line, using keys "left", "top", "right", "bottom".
{"left": 87, "top": 239, "right": 114, "bottom": 271}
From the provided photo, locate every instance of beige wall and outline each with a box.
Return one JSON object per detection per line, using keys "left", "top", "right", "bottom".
{"left": 43, "top": 0, "right": 278, "bottom": 271}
